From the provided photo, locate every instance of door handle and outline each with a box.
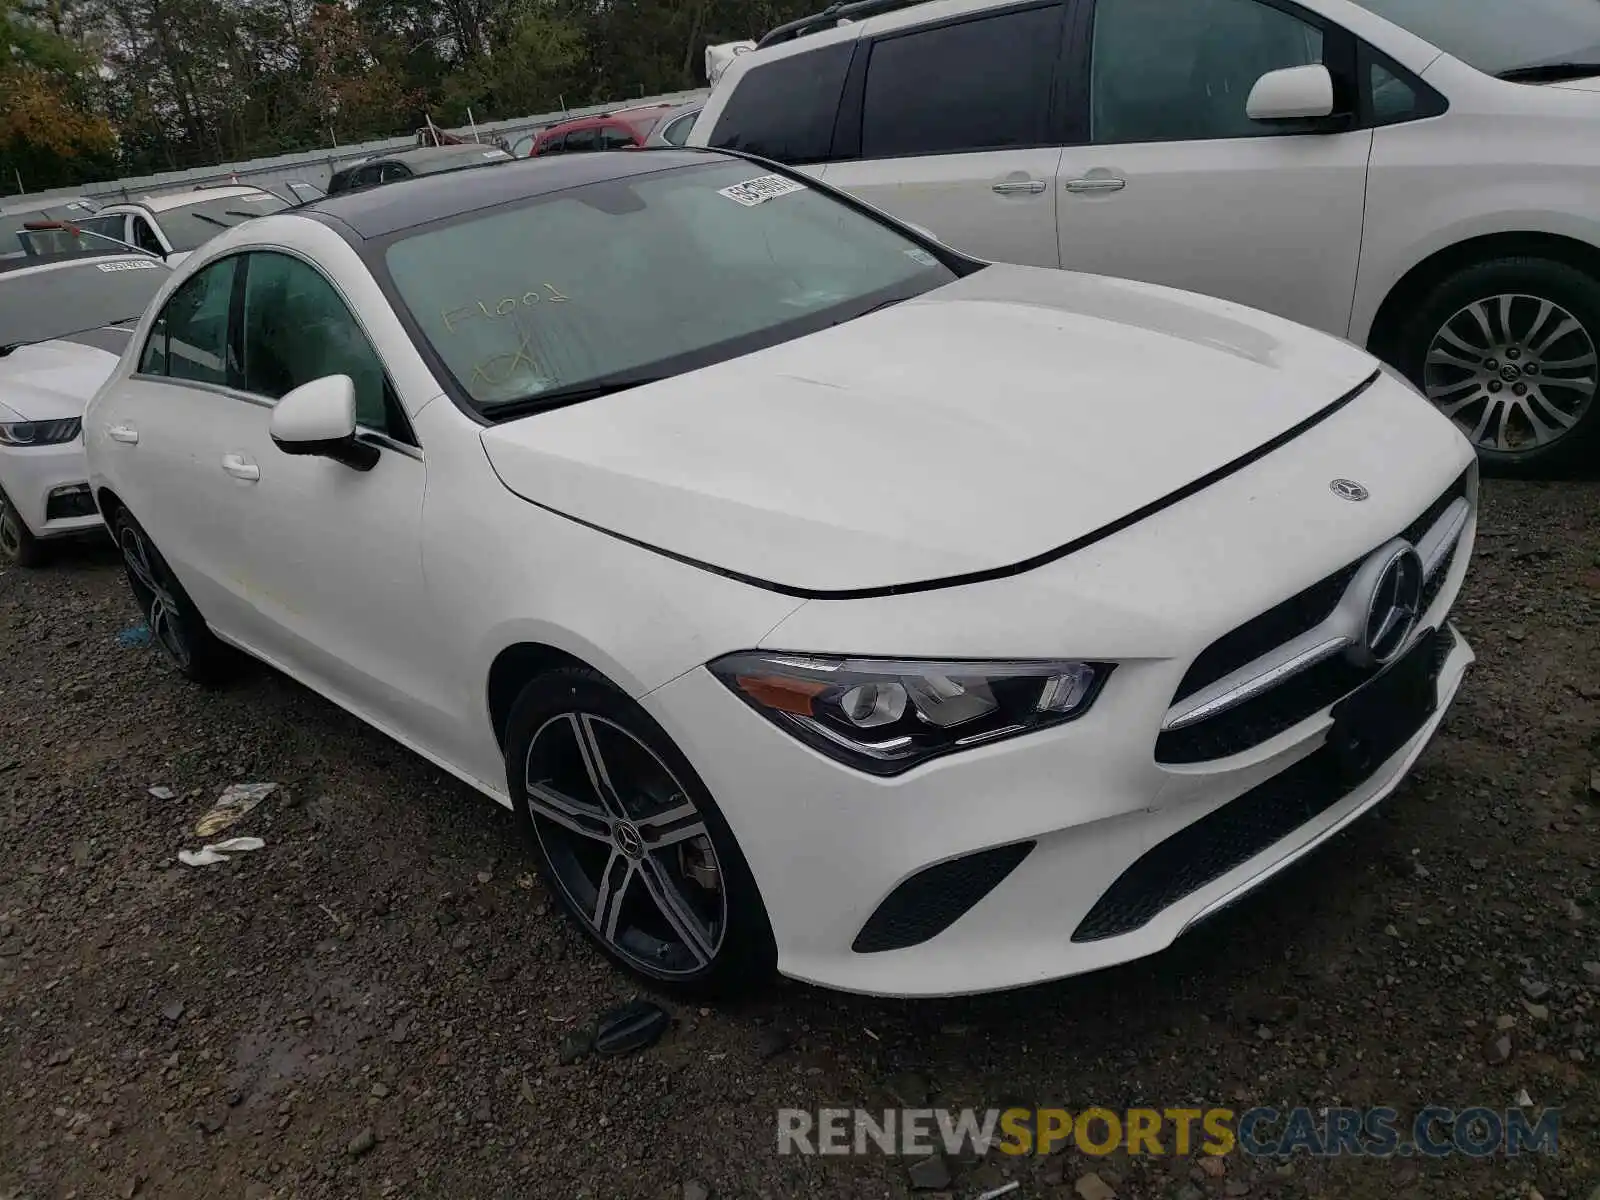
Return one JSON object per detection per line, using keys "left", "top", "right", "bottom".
{"left": 992, "top": 179, "right": 1048, "bottom": 195}
{"left": 106, "top": 424, "right": 139, "bottom": 444}
{"left": 221, "top": 453, "right": 260, "bottom": 482}
{"left": 1064, "top": 177, "right": 1127, "bottom": 194}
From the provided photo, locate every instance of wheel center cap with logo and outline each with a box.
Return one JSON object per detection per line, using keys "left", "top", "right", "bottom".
{"left": 614, "top": 820, "right": 645, "bottom": 859}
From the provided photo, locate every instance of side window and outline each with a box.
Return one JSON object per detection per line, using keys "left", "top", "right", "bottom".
{"left": 75, "top": 214, "right": 127, "bottom": 242}
{"left": 1090, "top": 0, "right": 1325, "bottom": 144}
{"left": 600, "top": 124, "right": 637, "bottom": 149}
{"left": 707, "top": 41, "right": 853, "bottom": 164}
{"left": 564, "top": 128, "right": 601, "bottom": 153}
{"left": 351, "top": 163, "right": 384, "bottom": 191}
{"left": 1364, "top": 53, "right": 1443, "bottom": 126}
{"left": 379, "top": 162, "right": 411, "bottom": 183}
{"left": 662, "top": 112, "right": 697, "bottom": 146}
{"left": 860, "top": 5, "right": 1063, "bottom": 159}
{"left": 138, "top": 256, "right": 238, "bottom": 383}
{"left": 131, "top": 216, "right": 164, "bottom": 256}
{"left": 239, "top": 252, "right": 408, "bottom": 441}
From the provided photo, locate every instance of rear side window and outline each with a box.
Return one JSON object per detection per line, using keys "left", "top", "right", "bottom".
{"left": 707, "top": 41, "right": 853, "bottom": 164}
{"left": 565, "top": 128, "right": 602, "bottom": 153}
{"left": 860, "top": 4, "right": 1063, "bottom": 159}
{"left": 600, "top": 124, "right": 637, "bottom": 149}
{"left": 139, "top": 256, "right": 238, "bottom": 384}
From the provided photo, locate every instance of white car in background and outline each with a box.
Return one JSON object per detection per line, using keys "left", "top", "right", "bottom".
{"left": 0, "top": 250, "right": 172, "bottom": 565}
{"left": 693, "top": 0, "right": 1600, "bottom": 473}
{"left": 86, "top": 150, "right": 1475, "bottom": 998}
{"left": 77, "top": 185, "right": 291, "bottom": 265}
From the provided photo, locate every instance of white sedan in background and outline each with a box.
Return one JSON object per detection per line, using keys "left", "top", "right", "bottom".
{"left": 0, "top": 250, "right": 171, "bottom": 566}
{"left": 78, "top": 185, "right": 291, "bottom": 265}
{"left": 86, "top": 150, "right": 1475, "bottom": 998}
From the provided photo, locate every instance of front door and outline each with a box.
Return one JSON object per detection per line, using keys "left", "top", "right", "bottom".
{"left": 211, "top": 249, "right": 445, "bottom": 739}
{"left": 1056, "top": 0, "right": 1371, "bottom": 336}
{"left": 820, "top": 1, "right": 1072, "bottom": 270}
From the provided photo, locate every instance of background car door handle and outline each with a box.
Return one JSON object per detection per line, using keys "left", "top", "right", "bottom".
{"left": 992, "top": 179, "right": 1048, "bottom": 195}
{"left": 1064, "top": 177, "right": 1128, "bottom": 194}
{"left": 106, "top": 424, "right": 139, "bottom": 444}
{"left": 221, "top": 454, "right": 260, "bottom": 482}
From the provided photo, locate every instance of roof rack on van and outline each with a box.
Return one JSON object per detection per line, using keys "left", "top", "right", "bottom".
{"left": 756, "top": 0, "right": 931, "bottom": 48}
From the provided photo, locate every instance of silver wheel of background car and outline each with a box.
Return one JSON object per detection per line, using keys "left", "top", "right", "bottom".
{"left": 118, "top": 523, "right": 192, "bottom": 671}
{"left": 524, "top": 712, "right": 727, "bottom": 978}
{"left": 1423, "top": 293, "right": 1597, "bottom": 454}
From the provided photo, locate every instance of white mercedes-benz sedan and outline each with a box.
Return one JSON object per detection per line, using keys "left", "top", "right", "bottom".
{"left": 85, "top": 149, "right": 1477, "bottom": 998}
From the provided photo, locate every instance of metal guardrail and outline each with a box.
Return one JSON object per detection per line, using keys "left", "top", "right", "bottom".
{"left": 5, "top": 88, "right": 711, "bottom": 208}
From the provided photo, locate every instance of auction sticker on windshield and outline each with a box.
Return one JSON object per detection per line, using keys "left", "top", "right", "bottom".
{"left": 96, "top": 260, "right": 161, "bottom": 272}
{"left": 718, "top": 175, "right": 807, "bottom": 207}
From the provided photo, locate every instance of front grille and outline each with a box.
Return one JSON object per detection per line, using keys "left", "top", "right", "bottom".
{"left": 1158, "top": 654, "right": 1373, "bottom": 764}
{"left": 1159, "top": 469, "right": 1471, "bottom": 763}
{"left": 1076, "top": 628, "right": 1455, "bottom": 943}
{"left": 852, "top": 841, "right": 1034, "bottom": 953}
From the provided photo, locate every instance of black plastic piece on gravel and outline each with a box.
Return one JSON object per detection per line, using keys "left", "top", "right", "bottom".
{"left": 594, "top": 999, "right": 670, "bottom": 1057}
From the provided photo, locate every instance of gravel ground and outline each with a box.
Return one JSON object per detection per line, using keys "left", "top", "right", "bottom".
{"left": 1, "top": 479, "right": 1597, "bottom": 1200}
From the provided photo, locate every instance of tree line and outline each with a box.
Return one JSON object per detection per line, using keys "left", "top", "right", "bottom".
{"left": 1, "top": 0, "right": 816, "bottom": 194}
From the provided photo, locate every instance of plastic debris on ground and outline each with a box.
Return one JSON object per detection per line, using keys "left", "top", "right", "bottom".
{"left": 593, "top": 999, "right": 670, "bottom": 1057}
{"left": 178, "top": 836, "right": 266, "bottom": 868}
{"left": 116, "top": 624, "right": 152, "bottom": 648}
{"left": 148, "top": 785, "right": 175, "bottom": 800}
{"left": 194, "top": 782, "right": 277, "bottom": 838}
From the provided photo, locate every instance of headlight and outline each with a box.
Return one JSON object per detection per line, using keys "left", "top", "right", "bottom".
{"left": 0, "top": 418, "right": 81, "bottom": 446}
{"left": 708, "top": 652, "right": 1112, "bottom": 775}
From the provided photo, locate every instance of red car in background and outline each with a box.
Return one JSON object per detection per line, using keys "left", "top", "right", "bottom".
{"left": 521, "top": 104, "right": 692, "bottom": 156}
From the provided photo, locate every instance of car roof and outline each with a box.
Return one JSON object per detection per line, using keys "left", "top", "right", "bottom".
{"left": 539, "top": 108, "right": 668, "bottom": 139}
{"left": 299, "top": 148, "right": 727, "bottom": 239}
{"left": 0, "top": 195, "right": 97, "bottom": 217}
{"left": 382, "top": 144, "right": 510, "bottom": 170}
{"left": 0, "top": 249, "right": 163, "bottom": 276}
{"left": 125, "top": 185, "right": 272, "bottom": 213}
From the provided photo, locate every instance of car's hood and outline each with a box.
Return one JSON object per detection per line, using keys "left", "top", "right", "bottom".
{"left": 480, "top": 266, "right": 1379, "bottom": 594}
{"left": 0, "top": 328, "right": 131, "bottom": 421}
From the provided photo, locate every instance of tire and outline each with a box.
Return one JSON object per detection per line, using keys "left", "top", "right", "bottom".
{"left": 505, "top": 667, "right": 777, "bottom": 998}
{"left": 111, "top": 508, "right": 236, "bottom": 684}
{"left": 0, "top": 484, "right": 45, "bottom": 568}
{"left": 1395, "top": 256, "right": 1600, "bottom": 476}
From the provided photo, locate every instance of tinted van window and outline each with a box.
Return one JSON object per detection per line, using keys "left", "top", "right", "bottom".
{"left": 707, "top": 41, "right": 853, "bottom": 164}
{"left": 860, "top": 4, "right": 1063, "bottom": 159}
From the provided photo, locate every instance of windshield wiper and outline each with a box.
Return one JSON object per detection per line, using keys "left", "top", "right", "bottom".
{"left": 1495, "top": 61, "right": 1600, "bottom": 82}
{"left": 483, "top": 374, "right": 667, "bottom": 420}
{"left": 832, "top": 295, "right": 911, "bottom": 327}
{"left": 0, "top": 315, "right": 142, "bottom": 357}
{"left": 189, "top": 212, "right": 232, "bottom": 229}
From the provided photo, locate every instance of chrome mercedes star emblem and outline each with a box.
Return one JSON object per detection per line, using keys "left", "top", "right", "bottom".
{"left": 614, "top": 820, "right": 645, "bottom": 860}
{"left": 1329, "top": 478, "right": 1369, "bottom": 502}
{"left": 1362, "top": 548, "right": 1424, "bottom": 664}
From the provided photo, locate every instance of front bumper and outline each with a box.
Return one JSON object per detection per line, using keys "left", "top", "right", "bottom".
{"left": 644, "top": 623, "right": 1473, "bottom": 998}
{"left": 0, "top": 439, "right": 101, "bottom": 539}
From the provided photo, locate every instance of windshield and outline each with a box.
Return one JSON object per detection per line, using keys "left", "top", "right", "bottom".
{"left": 382, "top": 160, "right": 957, "bottom": 413}
{"left": 158, "top": 191, "right": 291, "bottom": 252}
{"left": 1352, "top": 0, "right": 1600, "bottom": 77}
{"left": 0, "top": 258, "right": 168, "bottom": 346}
{"left": 0, "top": 202, "right": 100, "bottom": 254}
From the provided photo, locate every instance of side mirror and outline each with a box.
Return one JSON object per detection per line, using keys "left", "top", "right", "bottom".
{"left": 268, "top": 375, "right": 379, "bottom": 471}
{"left": 1246, "top": 64, "right": 1336, "bottom": 122}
